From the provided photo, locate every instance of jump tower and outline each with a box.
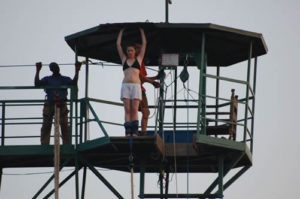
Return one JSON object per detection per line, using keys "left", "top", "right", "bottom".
{"left": 0, "top": 2, "right": 267, "bottom": 199}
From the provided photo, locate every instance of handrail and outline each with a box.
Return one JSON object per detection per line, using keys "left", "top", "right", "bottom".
{"left": 0, "top": 85, "right": 76, "bottom": 146}
{"left": 0, "top": 82, "right": 254, "bottom": 145}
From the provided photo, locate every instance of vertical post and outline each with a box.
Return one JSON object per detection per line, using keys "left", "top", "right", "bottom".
{"left": 74, "top": 45, "right": 79, "bottom": 146}
{"left": 159, "top": 171, "right": 163, "bottom": 199}
{"left": 215, "top": 66, "right": 220, "bottom": 127}
{"left": 54, "top": 104, "right": 60, "bottom": 199}
{"left": 79, "top": 99, "right": 84, "bottom": 144}
{"left": 243, "top": 41, "right": 253, "bottom": 142}
{"left": 197, "top": 33, "right": 206, "bottom": 136}
{"left": 70, "top": 87, "right": 74, "bottom": 145}
{"left": 217, "top": 155, "right": 224, "bottom": 197}
{"left": 81, "top": 166, "right": 87, "bottom": 199}
{"left": 159, "top": 67, "right": 165, "bottom": 136}
{"left": 173, "top": 67, "right": 177, "bottom": 132}
{"left": 165, "top": 171, "right": 170, "bottom": 199}
{"left": 250, "top": 57, "right": 258, "bottom": 153}
{"left": 75, "top": 156, "right": 80, "bottom": 199}
{"left": 0, "top": 168, "right": 2, "bottom": 191}
{"left": 84, "top": 57, "right": 89, "bottom": 142}
{"left": 1, "top": 102, "right": 5, "bottom": 146}
{"left": 139, "top": 160, "right": 145, "bottom": 198}
{"left": 74, "top": 45, "right": 79, "bottom": 199}
{"left": 165, "top": 0, "right": 169, "bottom": 23}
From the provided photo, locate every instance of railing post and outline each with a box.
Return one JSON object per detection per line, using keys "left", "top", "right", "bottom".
{"left": 158, "top": 67, "right": 165, "bottom": 136}
{"left": 70, "top": 86, "right": 74, "bottom": 146}
{"left": 1, "top": 102, "right": 5, "bottom": 146}
{"left": 243, "top": 41, "right": 253, "bottom": 142}
{"left": 215, "top": 66, "right": 220, "bottom": 127}
{"left": 250, "top": 57, "right": 258, "bottom": 152}
{"left": 84, "top": 57, "right": 90, "bottom": 143}
{"left": 197, "top": 33, "right": 206, "bottom": 136}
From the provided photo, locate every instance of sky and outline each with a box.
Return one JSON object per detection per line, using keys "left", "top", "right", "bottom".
{"left": 1, "top": 0, "right": 300, "bottom": 198}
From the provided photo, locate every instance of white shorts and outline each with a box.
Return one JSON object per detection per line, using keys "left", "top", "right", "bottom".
{"left": 120, "top": 83, "right": 142, "bottom": 100}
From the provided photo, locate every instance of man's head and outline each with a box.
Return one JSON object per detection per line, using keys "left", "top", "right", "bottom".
{"left": 49, "top": 62, "right": 60, "bottom": 74}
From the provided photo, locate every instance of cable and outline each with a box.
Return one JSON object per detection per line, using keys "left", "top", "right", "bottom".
{"left": 0, "top": 61, "right": 161, "bottom": 71}
{"left": 170, "top": 70, "right": 178, "bottom": 197}
{"left": 185, "top": 80, "right": 190, "bottom": 199}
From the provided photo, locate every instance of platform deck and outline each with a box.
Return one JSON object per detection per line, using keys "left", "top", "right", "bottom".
{"left": 0, "top": 134, "right": 251, "bottom": 173}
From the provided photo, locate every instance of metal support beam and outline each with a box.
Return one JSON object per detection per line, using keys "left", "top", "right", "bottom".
{"left": 81, "top": 166, "right": 87, "bottom": 199}
{"left": 139, "top": 160, "right": 145, "bottom": 198}
{"left": 204, "top": 152, "right": 244, "bottom": 195}
{"left": 165, "top": 0, "right": 169, "bottom": 23}
{"left": 173, "top": 67, "right": 177, "bottom": 134}
{"left": 74, "top": 45, "right": 79, "bottom": 146}
{"left": 197, "top": 33, "right": 206, "bottom": 136}
{"left": 84, "top": 57, "right": 89, "bottom": 143}
{"left": 86, "top": 100, "right": 109, "bottom": 137}
{"left": 224, "top": 166, "right": 250, "bottom": 190}
{"left": 44, "top": 168, "right": 81, "bottom": 199}
{"left": 75, "top": 155, "right": 80, "bottom": 199}
{"left": 84, "top": 160, "right": 124, "bottom": 199}
{"left": 1, "top": 102, "right": 5, "bottom": 146}
{"left": 69, "top": 86, "right": 74, "bottom": 145}
{"left": 158, "top": 67, "right": 165, "bottom": 138}
{"left": 165, "top": 171, "right": 170, "bottom": 199}
{"left": 159, "top": 171, "right": 163, "bottom": 199}
{"left": 0, "top": 168, "right": 2, "bottom": 191}
{"left": 215, "top": 66, "right": 220, "bottom": 127}
{"left": 217, "top": 155, "right": 224, "bottom": 196}
{"left": 243, "top": 41, "right": 253, "bottom": 142}
{"left": 250, "top": 57, "right": 258, "bottom": 153}
{"left": 32, "top": 158, "right": 72, "bottom": 199}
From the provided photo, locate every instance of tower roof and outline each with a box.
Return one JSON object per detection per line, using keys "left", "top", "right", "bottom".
{"left": 65, "top": 22, "right": 268, "bottom": 66}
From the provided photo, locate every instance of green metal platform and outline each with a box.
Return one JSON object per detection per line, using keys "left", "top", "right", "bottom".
{"left": 0, "top": 134, "right": 251, "bottom": 173}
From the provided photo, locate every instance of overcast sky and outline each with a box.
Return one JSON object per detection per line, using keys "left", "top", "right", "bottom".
{"left": 1, "top": 0, "right": 300, "bottom": 199}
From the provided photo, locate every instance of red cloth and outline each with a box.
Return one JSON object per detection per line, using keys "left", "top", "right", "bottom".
{"left": 140, "top": 61, "right": 147, "bottom": 92}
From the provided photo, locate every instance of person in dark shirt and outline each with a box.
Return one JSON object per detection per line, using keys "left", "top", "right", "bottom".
{"left": 34, "top": 62, "right": 81, "bottom": 145}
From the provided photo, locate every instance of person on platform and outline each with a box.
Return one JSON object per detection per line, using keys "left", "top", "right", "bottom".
{"left": 135, "top": 43, "right": 161, "bottom": 136}
{"left": 34, "top": 61, "right": 81, "bottom": 145}
{"left": 116, "top": 28, "right": 147, "bottom": 137}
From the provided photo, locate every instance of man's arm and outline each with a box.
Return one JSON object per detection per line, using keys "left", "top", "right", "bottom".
{"left": 72, "top": 61, "right": 82, "bottom": 85}
{"left": 139, "top": 74, "right": 161, "bottom": 88}
{"left": 34, "top": 62, "right": 42, "bottom": 86}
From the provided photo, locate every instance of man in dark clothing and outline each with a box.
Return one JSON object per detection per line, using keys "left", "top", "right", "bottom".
{"left": 34, "top": 62, "right": 81, "bottom": 145}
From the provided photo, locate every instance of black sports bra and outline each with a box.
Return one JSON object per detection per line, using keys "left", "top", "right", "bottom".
{"left": 123, "top": 59, "right": 141, "bottom": 71}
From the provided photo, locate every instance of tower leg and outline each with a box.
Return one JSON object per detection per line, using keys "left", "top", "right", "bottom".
{"left": 81, "top": 166, "right": 87, "bottom": 199}
{"left": 139, "top": 160, "right": 145, "bottom": 198}
{"left": 0, "top": 168, "right": 2, "bottom": 191}
{"left": 164, "top": 171, "right": 169, "bottom": 199}
{"left": 159, "top": 170, "right": 163, "bottom": 199}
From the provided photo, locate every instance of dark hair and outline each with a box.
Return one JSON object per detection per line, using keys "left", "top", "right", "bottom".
{"left": 126, "top": 41, "right": 136, "bottom": 49}
{"left": 49, "top": 62, "right": 60, "bottom": 73}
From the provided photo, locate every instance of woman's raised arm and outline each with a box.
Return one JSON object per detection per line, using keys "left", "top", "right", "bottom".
{"left": 137, "top": 28, "right": 147, "bottom": 63}
{"left": 116, "top": 28, "right": 126, "bottom": 62}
